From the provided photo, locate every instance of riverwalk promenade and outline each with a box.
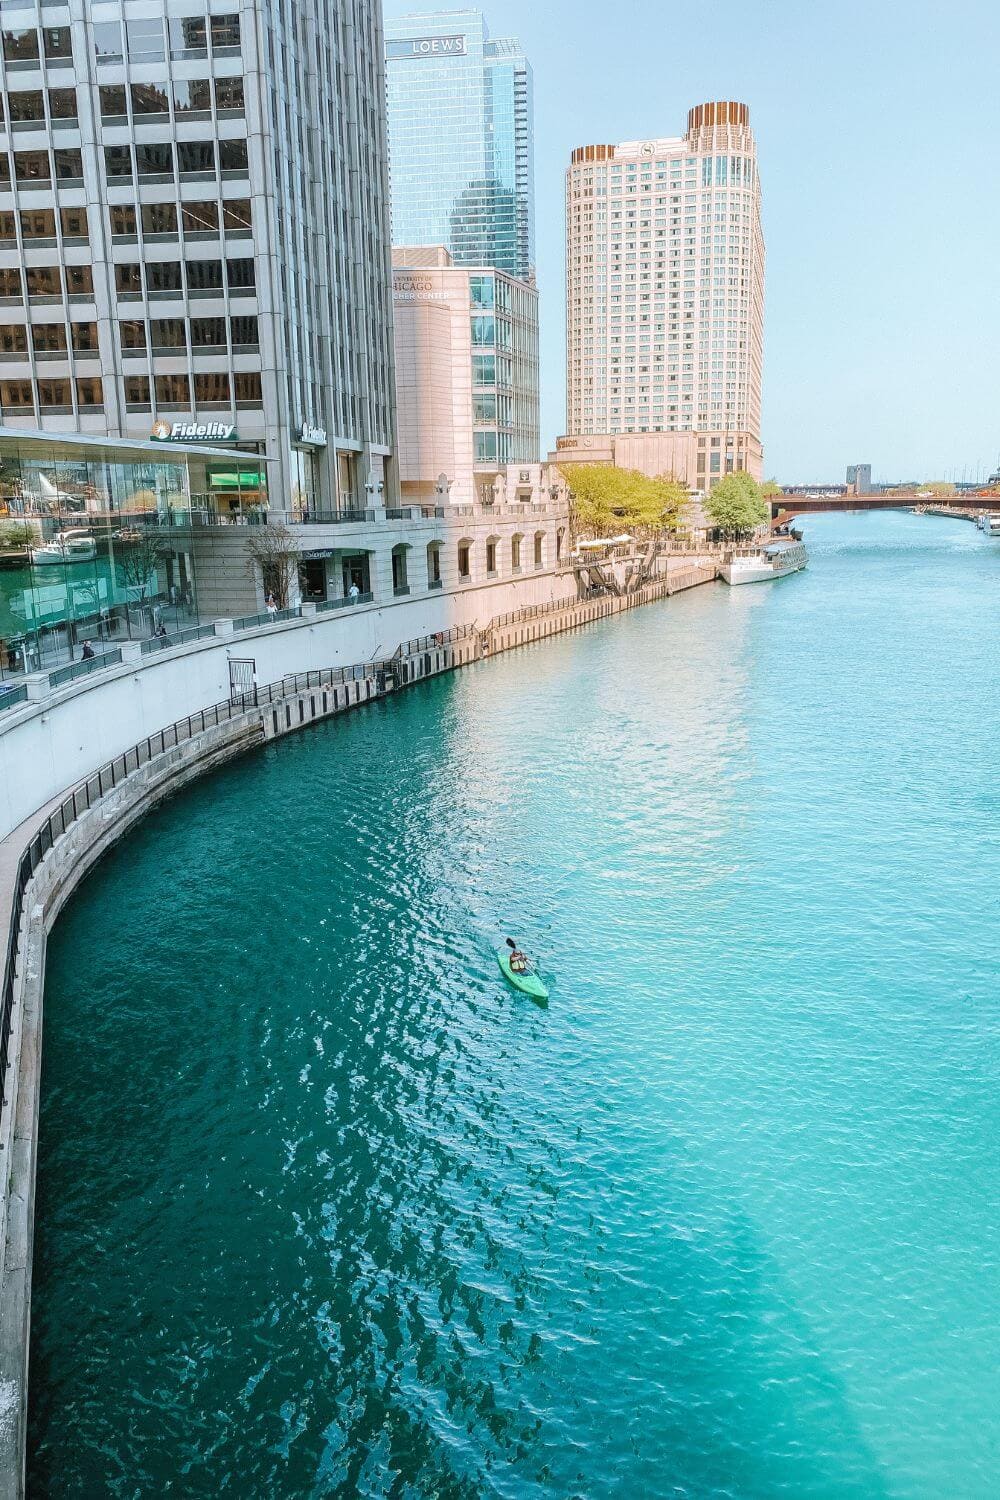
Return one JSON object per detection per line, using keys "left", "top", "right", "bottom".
{"left": 0, "top": 553, "right": 715, "bottom": 1494}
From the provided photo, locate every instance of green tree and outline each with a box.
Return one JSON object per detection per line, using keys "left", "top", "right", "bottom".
{"left": 761, "top": 477, "right": 783, "bottom": 499}
{"left": 920, "top": 481, "right": 956, "bottom": 497}
{"left": 561, "top": 464, "right": 688, "bottom": 536}
{"left": 703, "top": 472, "right": 769, "bottom": 536}
{"left": 0, "top": 521, "right": 35, "bottom": 551}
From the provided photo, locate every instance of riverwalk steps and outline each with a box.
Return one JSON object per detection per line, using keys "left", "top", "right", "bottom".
{"left": 0, "top": 557, "right": 717, "bottom": 1495}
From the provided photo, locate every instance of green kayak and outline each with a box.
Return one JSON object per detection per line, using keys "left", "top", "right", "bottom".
{"left": 497, "top": 949, "right": 549, "bottom": 1003}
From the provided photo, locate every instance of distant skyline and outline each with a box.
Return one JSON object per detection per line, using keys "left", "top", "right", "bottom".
{"left": 383, "top": 0, "right": 1000, "bottom": 483}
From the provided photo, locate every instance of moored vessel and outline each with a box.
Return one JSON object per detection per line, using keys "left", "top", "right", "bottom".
{"left": 720, "top": 538, "right": 808, "bottom": 585}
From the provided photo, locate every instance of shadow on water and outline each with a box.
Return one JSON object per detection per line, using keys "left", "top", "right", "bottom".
{"left": 27, "top": 533, "right": 989, "bottom": 1498}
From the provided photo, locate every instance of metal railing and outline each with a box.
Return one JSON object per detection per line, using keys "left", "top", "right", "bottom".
{"left": 384, "top": 506, "right": 446, "bottom": 521}
{"left": 47, "top": 650, "right": 124, "bottom": 689}
{"left": 140, "top": 624, "right": 217, "bottom": 655}
{"left": 314, "top": 591, "right": 373, "bottom": 612}
{"left": 232, "top": 606, "right": 303, "bottom": 631}
{"left": 392, "top": 623, "right": 477, "bottom": 659}
{"left": 0, "top": 684, "right": 28, "bottom": 714}
{"left": 288, "top": 508, "right": 376, "bottom": 525}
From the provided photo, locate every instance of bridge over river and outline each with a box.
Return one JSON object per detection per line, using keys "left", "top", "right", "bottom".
{"left": 771, "top": 493, "right": 982, "bottom": 525}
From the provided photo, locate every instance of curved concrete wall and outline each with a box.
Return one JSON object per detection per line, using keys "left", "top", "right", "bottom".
{"left": 0, "top": 568, "right": 577, "bottom": 844}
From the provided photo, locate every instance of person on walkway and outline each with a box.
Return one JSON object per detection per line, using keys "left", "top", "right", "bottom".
{"left": 81, "top": 641, "right": 95, "bottom": 660}
{"left": 265, "top": 592, "right": 278, "bottom": 618}
{"left": 348, "top": 582, "right": 360, "bottom": 603}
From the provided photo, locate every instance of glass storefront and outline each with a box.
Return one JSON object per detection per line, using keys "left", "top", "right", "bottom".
{"left": 0, "top": 429, "right": 263, "bottom": 677}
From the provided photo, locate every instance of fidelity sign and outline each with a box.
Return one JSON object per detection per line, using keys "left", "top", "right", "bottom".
{"left": 151, "top": 419, "right": 236, "bottom": 443}
{"left": 386, "top": 34, "right": 467, "bottom": 60}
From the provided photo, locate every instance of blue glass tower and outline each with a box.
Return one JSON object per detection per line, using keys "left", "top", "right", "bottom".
{"left": 385, "top": 10, "right": 535, "bottom": 283}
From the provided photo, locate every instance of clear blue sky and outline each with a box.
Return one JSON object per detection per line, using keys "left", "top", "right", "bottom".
{"left": 382, "top": 0, "right": 1000, "bottom": 484}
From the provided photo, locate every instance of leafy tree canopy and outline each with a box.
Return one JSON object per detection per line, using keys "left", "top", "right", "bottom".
{"left": 919, "top": 481, "right": 956, "bottom": 496}
{"left": 561, "top": 464, "right": 688, "bottom": 535}
{"left": 760, "top": 477, "right": 783, "bottom": 498}
{"left": 703, "top": 472, "right": 769, "bottom": 536}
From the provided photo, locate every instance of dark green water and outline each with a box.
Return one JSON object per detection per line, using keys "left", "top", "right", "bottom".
{"left": 28, "top": 514, "right": 1000, "bottom": 1495}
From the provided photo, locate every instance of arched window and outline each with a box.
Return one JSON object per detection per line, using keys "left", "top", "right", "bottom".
{"left": 533, "top": 530, "right": 545, "bottom": 569}
{"left": 426, "top": 540, "right": 443, "bottom": 588}
{"left": 485, "top": 535, "right": 500, "bottom": 577}
{"left": 457, "top": 538, "right": 473, "bottom": 580}
{"left": 511, "top": 532, "right": 523, "bottom": 572}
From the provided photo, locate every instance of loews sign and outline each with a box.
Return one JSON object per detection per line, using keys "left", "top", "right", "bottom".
{"left": 151, "top": 419, "right": 236, "bottom": 443}
{"left": 386, "top": 34, "right": 467, "bottom": 60}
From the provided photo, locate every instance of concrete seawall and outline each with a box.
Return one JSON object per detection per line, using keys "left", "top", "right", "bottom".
{"left": 0, "top": 560, "right": 716, "bottom": 1493}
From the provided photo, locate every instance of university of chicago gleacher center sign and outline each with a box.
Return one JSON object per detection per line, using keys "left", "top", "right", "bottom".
{"left": 386, "top": 34, "right": 467, "bottom": 60}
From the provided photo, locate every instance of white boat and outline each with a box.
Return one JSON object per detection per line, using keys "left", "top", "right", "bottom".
{"left": 720, "top": 538, "right": 808, "bottom": 585}
{"left": 985, "top": 514, "right": 1000, "bottom": 537}
{"left": 30, "top": 529, "right": 97, "bottom": 566}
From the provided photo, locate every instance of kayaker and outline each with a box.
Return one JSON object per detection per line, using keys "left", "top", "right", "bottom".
{"left": 505, "top": 937, "right": 528, "bottom": 973}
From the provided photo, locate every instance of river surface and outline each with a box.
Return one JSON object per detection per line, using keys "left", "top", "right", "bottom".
{"left": 28, "top": 512, "right": 1000, "bottom": 1496}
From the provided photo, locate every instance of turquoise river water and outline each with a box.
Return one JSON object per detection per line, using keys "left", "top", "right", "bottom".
{"left": 27, "top": 512, "right": 1000, "bottom": 1496}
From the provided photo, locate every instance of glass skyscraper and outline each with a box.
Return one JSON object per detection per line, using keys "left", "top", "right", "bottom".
{"left": 385, "top": 10, "right": 535, "bottom": 283}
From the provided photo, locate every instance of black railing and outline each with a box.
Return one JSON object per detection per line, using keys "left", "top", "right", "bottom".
{"left": 232, "top": 606, "right": 302, "bottom": 631}
{"left": 314, "top": 591, "right": 373, "bottom": 612}
{"left": 140, "top": 624, "right": 217, "bottom": 655}
{"left": 288, "top": 508, "right": 375, "bottom": 525}
{"left": 392, "top": 624, "right": 476, "bottom": 659}
{"left": 47, "top": 650, "right": 123, "bottom": 689}
{"left": 0, "top": 684, "right": 28, "bottom": 714}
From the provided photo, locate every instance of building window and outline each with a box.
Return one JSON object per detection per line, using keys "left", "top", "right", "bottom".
{"left": 471, "top": 315, "right": 495, "bottom": 346}
{"left": 119, "top": 320, "right": 146, "bottom": 350}
{"left": 0, "top": 213, "right": 14, "bottom": 242}
{"left": 38, "top": 378, "right": 72, "bottom": 409}
{"left": 185, "top": 260, "right": 223, "bottom": 293}
{"left": 147, "top": 263, "right": 183, "bottom": 295}
{"left": 194, "top": 372, "right": 230, "bottom": 405}
{"left": 0, "top": 325, "right": 27, "bottom": 355}
{"left": 234, "top": 372, "right": 262, "bottom": 405}
{"left": 115, "top": 264, "right": 142, "bottom": 296}
{"left": 215, "top": 78, "right": 245, "bottom": 112}
{"left": 3, "top": 29, "right": 39, "bottom": 63}
{"left": 25, "top": 266, "right": 60, "bottom": 299}
{"left": 190, "top": 317, "right": 225, "bottom": 348}
{"left": 223, "top": 199, "right": 252, "bottom": 232}
{"left": 486, "top": 538, "right": 498, "bottom": 576}
{"left": 177, "top": 141, "right": 214, "bottom": 175}
{"left": 473, "top": 394, "right": 497, "bottom": 423}
{"left": 457, "top": 541, "right": 471, "bottom": 580}
{"left": 71, "top": 323, "right": 98, "bottom": 352}
{"left": 125, "top": 375, "right": 151, "bottom": 407}
{"left": 226, "top": 258, "right": 255, "bottom": 290}
{"left": 76, "top": 376, "right": 103, "bottom": 408}
{"left": 470, "top": 275, "right": 495, "bottom": 309}
{"left": 53, "top": 149, "right": 83, "bottom": 182}
{"left": 219, "top": 140, "right": 248, "bottom": 175}
{"left": 172, "top": 79, "right": 212, "bottom": 115}
{"left": 474, "top": 430, "right": 498, "bottom": 462}
{"left": 48, "top": 88, "right": 77, "bottom": 120}
{"left": 0, "top": 380, "right": 34, "bottom": 412}
{"left": 99, "top": 85, "right": 127, "bottom": 119}
{"left": 511, "top": 534, "right": 521, "bottom": 570}
{"left": 8, "top": 91, "right": 44, "bottom": 123}
{"left": 43, "top": 27, "right": 72, "bottom": 60}
{"left": 14, "top": 152, "right": 51, "bottom": 183}
{"left": 150, "top": 318, "right": 185, "bottom": 349}
{"left": 104, "top": 146, "right": 132, "bottom": 179}
{"left": 65, "top": 265, "right": 93, "bottom": 298}
{"left": 0, "top": 270, "right": 23, "bottom": 300}
{"left": 126, "top": 18, "right": 163, "bottom": 62}
{"left": 31, "top": 324, "right": 67, "bottom": 353}
{"left": 472, "top": 354, "right": 496, "bottom": 387}
{"left": 210, "top": 14, "right": 241, "bottom": 50}
{"left": 136, "top": 143, "right": 172, "bottom": 177}
{"left": 155, "top": 373, "right": 190, "bottom": 408}
{"left": 182, "top": 201, "right": 218, "bottom": 233}
{"left": 534, "top": 531, "right": 544, "bottom": 568}
{"left": 93, "top": 21, "right": 123, "bottom": 61}
{"left": 143, "top": 203, "right": 178, "bottom": 236}
{"left": 110, "top": 204, "right": 137, "bottom": 238}
{"left": 61, "top": 207, "right": 86, "bottom": 240}
{"left": 19, "top": 208, "right": 54, "bottom": 240}
{"left": 230, "top": 315, "right": 258, "bottom": 346}
{"left": 168, "top": 17, "right": 207, "bottom": 58}
{"left": 132, "top": 82, "right": 169, "bottom": 115}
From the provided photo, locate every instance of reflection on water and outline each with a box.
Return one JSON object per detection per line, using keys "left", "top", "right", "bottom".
{"left": 28, "top": 513, "right": 1000, "bottom": 1495}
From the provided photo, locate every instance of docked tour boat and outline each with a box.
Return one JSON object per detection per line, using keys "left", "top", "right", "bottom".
{"left": 720, "top": 538, "right": 809, "bottom": 586}
{"left": 30, "top": 529, "right": 97, "bottom": 566}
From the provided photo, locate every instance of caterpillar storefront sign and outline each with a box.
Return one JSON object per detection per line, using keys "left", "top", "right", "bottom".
{"left": 150, "top": 420, "right": 238, "bottom": 444}
{"left": 386, "top": 34, "right": 466, "bottom": 60}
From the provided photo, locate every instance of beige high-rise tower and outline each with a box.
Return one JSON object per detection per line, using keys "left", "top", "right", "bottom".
{"left": 563, "top": 101, "right": 764, "bottom": 489}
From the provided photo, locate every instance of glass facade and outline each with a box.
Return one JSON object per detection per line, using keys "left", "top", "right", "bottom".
{"left": 0, "top": 430, "right": 264, "bottom": 677}
{"left": 385, "top": 11, "right": 535, "bottom": 282}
